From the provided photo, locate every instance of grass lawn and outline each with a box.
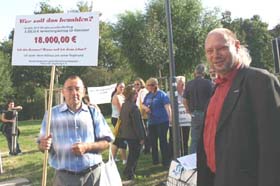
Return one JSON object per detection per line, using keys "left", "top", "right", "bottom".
{"left": 0, "top": 119, "right": 169, "bottom": 185}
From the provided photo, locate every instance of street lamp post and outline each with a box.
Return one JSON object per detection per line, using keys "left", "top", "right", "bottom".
{"left": 165, "top": 0, "right": 181, "bottom": 158}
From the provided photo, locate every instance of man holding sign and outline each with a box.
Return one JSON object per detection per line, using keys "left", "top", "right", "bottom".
{"left": 12, "top": 11, "right": 105, "bottom": 185}
{"left": 38, "top": 75, "right": 114, "bottom": 186}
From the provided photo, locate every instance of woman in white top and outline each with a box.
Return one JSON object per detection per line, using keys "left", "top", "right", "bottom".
{"left": 111, "top": 82, "right": 127, "bottom": 164}
{"left": 134, "top": 78, "right": 150, "bottom": 153}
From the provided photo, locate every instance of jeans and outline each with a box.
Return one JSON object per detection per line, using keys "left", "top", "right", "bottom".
{"left": 189, "top": 111, "right": 204, "bottom": 154}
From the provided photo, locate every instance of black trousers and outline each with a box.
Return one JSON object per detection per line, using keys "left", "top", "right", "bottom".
{"left": 3, "top": 125, "right": 21, "bottom": 154}
{"left": 148, "top": 123, "right": 170, "bottom": 166}
{"left": 123, "top": 139, "right": 142, "bottom": 179}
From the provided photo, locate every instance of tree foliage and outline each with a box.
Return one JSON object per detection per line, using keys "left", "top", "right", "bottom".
{"left": 140, "top": 9, "right": 169, "bottom": 78}
{"left": 98, "top": 22, "right": 126, "bottom": 71}
{"left": 114, "top": 11, "right": 153, "bottom": 79}
{"left": 221, "top": 13, "right": 274, "bottom": 71}
{"left": 1, "top": 0, "right": 278, "bottom": 118}
{"left": 270, "top": 24, "right": 280, "bottom": 38}
{"left": 0, "top": 51, "right": 13, "bottom": 106}
{"left": 114, "top": 0, "right": 221, "bottom": 79}
{"left": 34, "top": 1, "right": 63, "bottom": 14}
{"left": 76, "top": 1, "right": 93, "bottom": 12}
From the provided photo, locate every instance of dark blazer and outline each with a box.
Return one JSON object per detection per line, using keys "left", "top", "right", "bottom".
{"left": 118, "top": 101, "right": 146, "bottom": 141}
{"left": 197, "top": 66, "right": 280, "bottom": 186}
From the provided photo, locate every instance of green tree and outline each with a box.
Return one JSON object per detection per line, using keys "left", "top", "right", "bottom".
{"left": 76, "top": 1, "right": 93, "bottom": 12}
{"left": 222, "top": 14, "right": 274, "bottom": 71}
{"left": 34, "top": 1, "right": 63, "bottom": 14}
{"left": 98, "top": 22, "right": 126, "bottom": 71}
{"left": 170, "top": 0, "right": 207, "bottom": 75}
{"left": 242, "top": 16, "right": 273, "bottom": 70}
{"left": 114, "top": 11, "right": 153, "bottom": 79}
{"left": 0, "top": 51, "right": 13, "bottom": 106}
{"left": 220, "top": 11, "right": 232, "bottom": 28}
{"left": 0, "top": 36, "right": 13, "bottom": 59}
{"left": 114, "top": 0, "right": 221, "bottom": 79}
{"left": 270, "top": 24, "right": 280, "bottom": 38}
{"left": 140, "top": 10, "right": 169, "bottom": 78}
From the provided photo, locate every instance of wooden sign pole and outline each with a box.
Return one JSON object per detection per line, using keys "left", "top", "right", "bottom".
{"left": 41, "top": 65, "right": 56, "bottom": 186}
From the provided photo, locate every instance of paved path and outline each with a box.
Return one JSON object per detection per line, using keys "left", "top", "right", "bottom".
{"left": 0, "top": 178, "right": 31, "bottom": 186}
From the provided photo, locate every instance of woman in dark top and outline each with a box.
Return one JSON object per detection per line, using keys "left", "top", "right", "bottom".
{"left": 119, "top": 85, "right": 146, "bottom": 180}
{"left": 1, "top": 100, "right": 22, "bottom": 155}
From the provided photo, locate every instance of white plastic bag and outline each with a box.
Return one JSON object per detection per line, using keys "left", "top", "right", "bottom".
{"left": 100, "top": 145, "right": 122, "bottom": 186}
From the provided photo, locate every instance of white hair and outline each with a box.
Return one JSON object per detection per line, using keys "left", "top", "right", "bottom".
{"left": 176, "top": 76, "right": 186, "bottom": 83}
{"left": 208, "top": 28, "right": 252, "bottom": 66}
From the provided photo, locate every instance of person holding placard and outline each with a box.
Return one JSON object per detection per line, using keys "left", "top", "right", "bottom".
{"left": 38, "top": 75, "right": 114, "bottom": 186}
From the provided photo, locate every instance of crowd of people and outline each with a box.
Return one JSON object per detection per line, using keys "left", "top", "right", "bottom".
{"left": 111, "top": 28, "right": 280, "bottom": 186}
{"left": 108, "top": 73, "right": 214, "bottom": 182}
{"left": 1, "top": 27, "right": 280, "bottom": 186}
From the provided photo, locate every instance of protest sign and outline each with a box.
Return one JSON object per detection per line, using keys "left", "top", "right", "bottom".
{"left": 11, "top": 12, "right": 100, "bottom": 186}
{"left": 88, "top": 84, "right": 116, "bottom": 105}
{"left": 12, "top": 12, "right": 99, "bottom": 66}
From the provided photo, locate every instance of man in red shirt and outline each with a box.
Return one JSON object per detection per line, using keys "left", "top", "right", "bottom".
{"left": 197, "top": 28, "right": 280, "bottom": 186}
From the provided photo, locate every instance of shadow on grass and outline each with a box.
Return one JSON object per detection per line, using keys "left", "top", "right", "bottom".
{"left": 1, "top": 149, "right": 40, "bottom": 158}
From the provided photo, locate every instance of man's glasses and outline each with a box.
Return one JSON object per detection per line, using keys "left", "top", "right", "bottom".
{"left": 64, "top": 87, "right": 84, "bottom": 92}
{"left": 147, "top": 84, "right": 155, "bottom": 87}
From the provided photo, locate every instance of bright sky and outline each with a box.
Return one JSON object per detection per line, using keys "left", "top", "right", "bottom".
{"left": 202, "top": 0, "right": 280, "bottom": 30}
{"left": 0, "top": 0, "right": 279, "bottom": 41}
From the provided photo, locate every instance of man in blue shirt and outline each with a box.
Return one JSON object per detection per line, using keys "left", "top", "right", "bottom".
{"left": 38, "top": 75, "right": 114, "bottom": 186}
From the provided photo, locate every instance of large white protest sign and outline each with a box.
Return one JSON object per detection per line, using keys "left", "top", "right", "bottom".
{"left": 12, "top": 12, "right": 99, "bottom": 66}
{"left": 87, "top": 84, "right": 116, "bottom": 105}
